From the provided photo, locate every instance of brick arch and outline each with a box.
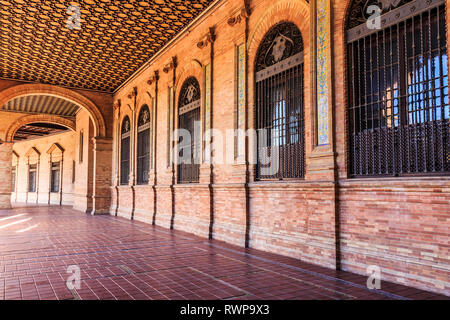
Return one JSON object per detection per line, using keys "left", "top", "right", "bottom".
{"left": 4, "top": 114, "right": 76, "bottom": 142}
{"left": 174, "top": 60, "right": 204, "bottom": 135}
{"left": 247, "top": 0, "right": 310, "bottom": 69}
{"left": 136, "top": 91, "right": 154, "bottom": 118}
{"left": 118, "top": 103, "right": 133, "bottom": 129}
{"left": 120, "top": 114, "right": 131, "bottom": 132}
{"left": 0, "top": 84, "right": 107, "bottom": 140}
{"left": 175, "top": 59, "right": 203, "bottom": 95}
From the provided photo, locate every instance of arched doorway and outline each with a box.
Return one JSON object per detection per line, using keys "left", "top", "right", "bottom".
{"left": 0, "top": 84, "right": 112, "bottom": 214}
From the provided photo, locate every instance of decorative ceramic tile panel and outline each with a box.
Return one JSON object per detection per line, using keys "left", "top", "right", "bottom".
{"left": 237, "top": 44, "right": 246, "bottom": 159}
{"left": 204, "top": 63, "right": 212, "bottom": 163}
{"left": 151, "top": 97, "right": 156, "bottom": 170}
{"left": 168, "top": 87, "right": 174, "bottom": 167}
{"left": 316, "top": 0, "right": 330, "bottom": 146}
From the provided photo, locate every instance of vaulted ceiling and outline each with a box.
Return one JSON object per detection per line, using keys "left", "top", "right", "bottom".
{"left": 0, "top": 0, "right": 215, "bottom": 93}
{"left": 2, "top": 95, "right": 79, "bottom": 117}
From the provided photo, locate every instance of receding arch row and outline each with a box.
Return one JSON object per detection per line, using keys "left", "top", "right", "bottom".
{"left": 4, "top": 114, "right": 76, "bottom": 142}
{"left": 0, "top": 83, "right": 107, "bottom": 141}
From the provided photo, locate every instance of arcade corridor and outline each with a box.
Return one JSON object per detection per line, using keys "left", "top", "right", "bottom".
{"left": 0, "top": 205, "right": 446, "bottom": 300}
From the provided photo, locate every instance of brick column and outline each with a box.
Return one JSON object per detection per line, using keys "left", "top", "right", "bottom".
{"left": 91, "top": 137, "right": 113, "bottom": 215}
{"left": 0, "top": 142, "right": 13, "bottom": 209}
{"left": 308, "top": 0, "right": 340, "bottom": 270}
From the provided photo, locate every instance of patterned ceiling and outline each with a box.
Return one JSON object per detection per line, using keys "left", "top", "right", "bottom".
{"left": 14, "top": 123, "right": 69, "bottom": 141}
{"left": 0, "top": 0, "right": 215, "bottom": 92}
{"left": 2, "top": 95, "right": 79, "bottom": 117}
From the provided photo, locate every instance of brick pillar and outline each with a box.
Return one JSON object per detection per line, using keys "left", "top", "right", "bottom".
{"left": 308, "top": 0, "right": 340, "bottom": 269}
{"left": 0, "top": 142, "right": 13, "bottom": 209}
{"left": 91, "top": 137, "right": 113, "bottom": 215}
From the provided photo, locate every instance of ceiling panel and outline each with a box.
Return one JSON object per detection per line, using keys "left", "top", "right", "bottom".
{"left": 13, "top": 122, "right": 69, "bottom": 142}
{"left": 2, "top": 95, "right": 79, "bottom": 117}
{"left": 0, "top": 0, "right": 215, "bottom": 92}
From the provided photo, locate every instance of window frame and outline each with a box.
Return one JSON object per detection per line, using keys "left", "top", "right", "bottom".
{"left": 28, "top": 164, "right": 37, "bottom": 193}
{"left": 137, "top": 105, "right": 151, "bottom": 185}
{"left": 177, "top": 77, "right": 201, "bottom": 184}
{"left": 346, "top": 0, "right": 449, "bottom": 177}
{"left": 50, "top": 161, "right": 61, "bottom": 193}
{"left": 120, "top": 116, "right": 131, "bottom": 186}
{"left": 254, "top": 21, "right": 306, "bottom": 181}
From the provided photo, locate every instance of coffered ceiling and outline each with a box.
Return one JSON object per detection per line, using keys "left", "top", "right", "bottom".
{"left": 0, "top": 0, "right": 215, "bottom": 93}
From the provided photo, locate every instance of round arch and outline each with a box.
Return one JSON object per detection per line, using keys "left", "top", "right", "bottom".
{"left": 175, "top": 59, "right": 203, "bottom": 95}
{"left": 4, "top": 114, "right": 76, "bottom": 142}
{"left": 247, "top": 0, "right": 310, "bottom": 130}
{"left": 245, "top": 0, "right": 311, "bottom": 170}
{"left": 136, "top": 91, "right": 154, "bottom": 120}
{"left": 0, "top": 84, "right": 107, "bottom": 140}
{"left": 247, "top": 0, "right": 309, "bottom": 67}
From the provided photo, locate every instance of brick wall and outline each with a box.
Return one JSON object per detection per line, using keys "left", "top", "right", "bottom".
{"left": 106, "top": 0, "right": 450, "bottom": 295}
{"left": 107, "top": 0, "right": 450, "bottom": 296}
{"left": 339, "top": 178, "right": 450, "bottom": 294}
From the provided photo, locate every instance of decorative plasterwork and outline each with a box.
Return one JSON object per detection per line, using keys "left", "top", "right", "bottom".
{"left": 138, "top": 105, "right": 151, "bottom": 128}
{"left": 163, "top": 57, "right": 178, "bottom": 74}
{"left": 147, "top": 70, "right": 160, "bottom": 86}
{"left": 346, "top": 0, "right": 443, "bottom": 42}
{"left": 227, "top": 0, "right": 252, "bottom": 26}
{"left": 121, "top": 116, "right": 131, "bottom": 137}
{"left": 346, "top": 0, "right": 412, "bottom": 29}
{"left": 25, "top": 147, "right": 41, "bottom": 158}
{"left": 0, "top": 0, "right": 215, "bottom": 92}
{"left": 126, "top": 87, "right": 138, "bottom": 114}
{"left": 127, "top": 87, "right": 138, "bottom": 100}
{"left": 46, "top": 143, "right": 65, "bottom": 154}
{"left": 255, "top": 22, "right": 303, "bottom": 73}
{"left": 113, "top": 99, "right": 121, "bottom": 120}
{"left": 196, "top": 27, "right": 216, "bottom": 49}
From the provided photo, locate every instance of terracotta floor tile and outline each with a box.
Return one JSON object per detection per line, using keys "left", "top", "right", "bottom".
{"left": 0, "top": 205, "right": 448, "bottom": 300}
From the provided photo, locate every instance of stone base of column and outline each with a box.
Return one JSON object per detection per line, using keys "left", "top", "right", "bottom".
{"left": 91, "top": 137, "right": 113, "bottom": 216}
{"left": 0, "top": 193, "right": 11, "bottom": 210}
{"left": 0, "top": 142, "right": 13, "bottom": 210}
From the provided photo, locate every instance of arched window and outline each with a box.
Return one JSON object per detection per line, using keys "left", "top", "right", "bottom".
{"left": 346, "top": 0, "right": 449, "bottom": 177}
{"left": 120, "top": 116, "right": 131, "bottom": 185}
{"left": 137, "top": 105, "right": 151, "bottom": 185}
{"left": 178, "top": 76, "right": 201, "bottom": 184}
{"left": 255, "top": 21, "right": 305, "bottom": 180}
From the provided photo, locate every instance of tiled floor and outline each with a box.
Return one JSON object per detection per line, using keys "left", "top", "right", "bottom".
{"left": 0, "top": 205, "right": 447, "bottom": 300}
